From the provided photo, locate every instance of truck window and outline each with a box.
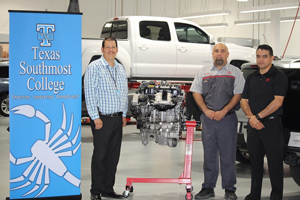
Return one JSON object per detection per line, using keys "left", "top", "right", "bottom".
{"left": 139, "top": 21, "right": 170, "bottom": 41}
{"left": 175, "top": 23, "right": 209, "bottom": 44}
{"left": 100, "top": 21, "right": 127, "bottom": 39}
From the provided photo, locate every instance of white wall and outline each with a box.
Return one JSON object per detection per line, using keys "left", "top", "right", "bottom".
{"left": 0, "top": 0, "right": 300, "bottom": 57}
{"left": 0, "top": 0, "right": 69, "bottom": 32}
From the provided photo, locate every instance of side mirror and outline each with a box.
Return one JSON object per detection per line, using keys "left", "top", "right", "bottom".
{"left": 209, "top": 35, "right": 216, "bottom": 45}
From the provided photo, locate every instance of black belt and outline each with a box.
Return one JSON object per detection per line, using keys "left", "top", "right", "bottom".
{"left": 261, "top": 115, "right": 281, "bottom": 122}
{"left": 225, "top": 110, "right": 235, "bottom": 116}
{"left": 100, "top": 112, "right": 123, "bottom": 117}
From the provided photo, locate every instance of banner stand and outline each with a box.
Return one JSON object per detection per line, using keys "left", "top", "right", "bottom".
{"left": 9, "top": 10, "right": 82, "bottom": 200}
{"left": 6, "top": 194, "right": 82, "bottom": 200}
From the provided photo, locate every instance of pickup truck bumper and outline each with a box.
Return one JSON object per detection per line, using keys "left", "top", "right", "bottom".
{"left": 283, "top": 146, "right": 300, "bottom": 167}
{"left": 283, "top": 129, "right": 300, "bottom": 167}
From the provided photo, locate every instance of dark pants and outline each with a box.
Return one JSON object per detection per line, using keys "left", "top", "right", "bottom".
{"left": 247, "top": 117, "right": 283, "bottom": 200}
{"left": 200, "top": 112, "right": 237, "bottom": 191}
{"left": 186, "top": 92, "right": 202, "bottom": 121}
{"left": 90, "top": 115, "right": 123, "bottom": 195}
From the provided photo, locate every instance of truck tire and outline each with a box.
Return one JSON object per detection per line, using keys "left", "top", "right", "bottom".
{"left": 236, "top": 148, "right": 250, "bottom": 164}
{"left": 0, "top": 95, "right": 9, "bottom": 117}
{"left": 290, "top": 165, "right": 300, "bottom": 186}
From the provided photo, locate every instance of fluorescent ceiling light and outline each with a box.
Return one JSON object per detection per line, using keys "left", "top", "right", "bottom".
{"left": 237, "top": 0, "right": 248, "bottom": 2}
{"left": 239, "top": 2, "right": 299, "bottom": 13}
{"left": 200, "top": 23, "right": 228, "bottom": 28}
{"left": 234, "top": 19, "right": 271, "bottom": 25}
{"left": 280, "top": 16, "right": 300, "bottom": 22}
{"left": 175, "top": 10, "right": 231, "bottom": 19}
{"left": 234, "top": 16, "right": 300, "bottom": 25}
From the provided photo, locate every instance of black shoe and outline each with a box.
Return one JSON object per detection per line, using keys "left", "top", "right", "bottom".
{"left": 91, "top": 194, "right": 101, "bottom": 200}
{"left": 195, "top": 188, "right": 215, "bottom": 199}
{"left": 101, "top": 191, "right": 123, "bottom": 199}
{"left": 244, "top": 194, "right": 251, "bottom": 200}
{"left": 225, "top": 189, "right": 237, "bottom": 200}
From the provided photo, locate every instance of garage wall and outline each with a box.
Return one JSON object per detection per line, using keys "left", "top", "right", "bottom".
{"left": 0, "top": 0, "right": 299, "bottom": 58}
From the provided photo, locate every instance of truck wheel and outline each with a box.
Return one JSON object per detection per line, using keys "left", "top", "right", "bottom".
{"left": 290, "top": 165, "right": 300, "bottom": 186}
{"left": 236, "top": 148, "right": 250, "bottom": 164}
{"left": 0, "top": 95, "right": 9, "bottom": 117}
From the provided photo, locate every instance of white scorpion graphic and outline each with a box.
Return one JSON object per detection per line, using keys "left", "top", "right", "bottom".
{"left": 10, "top": 103, "right": 81, "bottom": 197}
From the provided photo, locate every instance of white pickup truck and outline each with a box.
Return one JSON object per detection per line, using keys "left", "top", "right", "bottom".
{"left": 81, "top": 16, "right": 256, "bottom": 80}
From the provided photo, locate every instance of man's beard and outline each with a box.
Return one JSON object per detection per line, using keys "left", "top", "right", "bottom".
{"left": 215, "top": 58, "right": 224, "bottom": 66}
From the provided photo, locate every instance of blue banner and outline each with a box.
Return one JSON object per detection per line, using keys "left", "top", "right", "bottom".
{"left": 9, "top": 11, "right": 82, "bottom": 199}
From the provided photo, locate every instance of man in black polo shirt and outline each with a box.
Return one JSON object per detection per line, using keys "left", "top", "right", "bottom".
{"left": 241, "top": 44, "right": 288, "bottom": 200}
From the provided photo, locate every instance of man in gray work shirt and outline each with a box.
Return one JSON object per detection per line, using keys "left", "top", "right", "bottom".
{"left": 190, "top": 43, "right": 245, "bottom": 200}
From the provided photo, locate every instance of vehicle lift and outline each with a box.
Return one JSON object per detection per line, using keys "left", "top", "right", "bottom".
{"left": 123, "top": 121, "right": 199, "bottom": 200}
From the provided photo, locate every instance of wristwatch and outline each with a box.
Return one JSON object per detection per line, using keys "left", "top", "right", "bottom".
{"left": 255, "top": 114, "right": 262, "bottom": 121}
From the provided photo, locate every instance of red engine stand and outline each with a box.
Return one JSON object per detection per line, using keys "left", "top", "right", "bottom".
{"left": 123, "top": 121, "right": 197, "bottom": 200}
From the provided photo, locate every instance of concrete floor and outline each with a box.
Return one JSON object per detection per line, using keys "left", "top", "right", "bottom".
{"left": 1, "top": 115, "right": 300, "bottom": 200}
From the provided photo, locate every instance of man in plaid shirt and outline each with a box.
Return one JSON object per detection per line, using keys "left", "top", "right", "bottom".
{"left": 84, "top": 37, "right": 128, "bottom": 200}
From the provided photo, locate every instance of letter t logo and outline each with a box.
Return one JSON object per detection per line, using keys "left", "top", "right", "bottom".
{"left": 37, "top": 24, "right": 55, "bottom": 47}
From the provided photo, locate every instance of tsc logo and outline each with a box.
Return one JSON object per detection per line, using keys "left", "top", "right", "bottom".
{"left": 37, "top": 24, "right": 55, "bottom": 47}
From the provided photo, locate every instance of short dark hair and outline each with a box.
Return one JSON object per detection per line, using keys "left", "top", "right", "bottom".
{"left": 257, "top": 44, "right": 273, "bottom": 57}
{"left": 102, "top": 37, "right": 118, "bottom": 48}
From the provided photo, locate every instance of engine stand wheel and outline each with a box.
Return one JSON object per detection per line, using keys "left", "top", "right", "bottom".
{"left": 186, "top": 185, "right": 193, "bottom": 193}
{"left": 123, "top": 185, "right": 133, "bottom": 198}
{"left": 123, "top": 190, "right": 130, "bottom": 198}
{"left": 185, "top": 193, "right": 193, "bottom": 200}
{"left": 186, "top": 186, "right": 194, "bottom": 192}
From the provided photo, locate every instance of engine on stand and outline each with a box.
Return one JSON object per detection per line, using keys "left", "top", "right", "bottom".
{"left": 130, "top": 80, "right": 185, "bottom": 147}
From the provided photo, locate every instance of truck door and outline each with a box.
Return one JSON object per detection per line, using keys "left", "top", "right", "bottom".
{"left": 135, "top": 21, "right": 176, "bottom": 78}
{"left": 174, "top": 23, "right": 213, "bottom": 78}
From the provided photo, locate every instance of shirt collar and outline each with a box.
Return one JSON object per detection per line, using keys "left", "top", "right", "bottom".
{"left": 255, "top": 64, "right": 275, "bottom": 77}
{"left": 100, "top": 56, "right": 119, "bottom": 69}
{"left": 211, "top": 63, "right": 229, "bottom": 71}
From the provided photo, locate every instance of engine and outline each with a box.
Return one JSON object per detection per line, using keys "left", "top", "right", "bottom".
{"left": 131, "top": 80, "right": 185, "bottom": 147}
